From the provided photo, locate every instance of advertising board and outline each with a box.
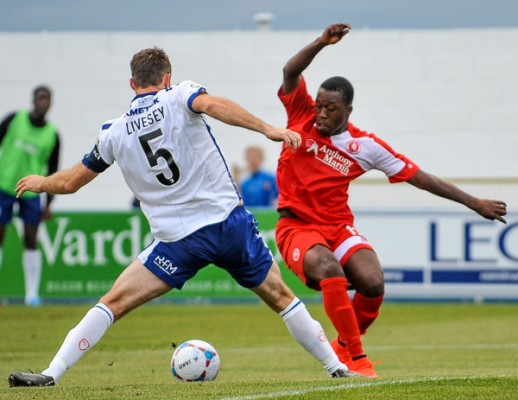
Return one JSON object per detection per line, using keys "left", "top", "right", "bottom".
{"left": 0, "top": 210, "right": 516, "bottom": 302}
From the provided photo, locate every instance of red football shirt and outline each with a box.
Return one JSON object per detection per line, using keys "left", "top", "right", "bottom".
{"left": 277, "top": 77, "right": 419, "bottom": 226}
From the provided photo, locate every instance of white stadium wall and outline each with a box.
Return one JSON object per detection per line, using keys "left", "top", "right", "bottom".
{"left": 0, "top": 28, "right": 517, "bottom": 212}
{"left": 1, "top": 29, "right": 517, "bottom": 301}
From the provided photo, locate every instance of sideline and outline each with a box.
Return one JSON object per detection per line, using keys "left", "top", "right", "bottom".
{"left": 219, "top": 376, "right": 505, "bottom": 400}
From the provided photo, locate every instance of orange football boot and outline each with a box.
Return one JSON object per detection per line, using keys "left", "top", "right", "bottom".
{"left": 331, "top": 337, "right": 378, "bottom": 378}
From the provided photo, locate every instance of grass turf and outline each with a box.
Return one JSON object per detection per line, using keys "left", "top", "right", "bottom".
{"left": 0, "top": 302, "right": 517, "bottom": 399}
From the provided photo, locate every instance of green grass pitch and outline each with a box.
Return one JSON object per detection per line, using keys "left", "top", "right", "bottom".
{"left": 0, "top": 302, "right": 517, "bottom": 399}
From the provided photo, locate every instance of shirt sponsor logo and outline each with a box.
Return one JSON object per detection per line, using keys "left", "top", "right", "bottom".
{"left": 126, "top": 98, "right": 160, "bottom": 116}
{"left": 306, "top": 141, "right": 354, "bottom": 175}
{"left": 306, "top": 139, "right": 319, "bottom": 155}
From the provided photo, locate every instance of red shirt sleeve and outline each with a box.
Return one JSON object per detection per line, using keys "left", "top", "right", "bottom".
{"left": 277, "top": 77, "right": 315, "bottom": 128}
{"left": 375, "top": 135, "right": 419, "bottom": 183}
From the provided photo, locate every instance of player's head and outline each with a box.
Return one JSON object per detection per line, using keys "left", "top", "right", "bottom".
{"left": 315, "top": 76, "right": 354, "bottom": 136}
{"left": 130, "top": 47, "right": 172, "bottom": 90}
{"left": 32, "top": 85, "right": 52, "bottom": 118}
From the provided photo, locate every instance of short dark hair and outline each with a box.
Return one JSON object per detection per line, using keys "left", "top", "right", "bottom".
{"left": 320, "top": 76, "right": 354, "bottom": 106}
{"left": 33, "top": 85, "right": 52, "bottom": 99}
{"left": 130, "top": 47, "right": 172, "bottom": 88}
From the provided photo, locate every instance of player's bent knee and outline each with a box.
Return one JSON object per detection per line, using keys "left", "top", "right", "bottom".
{"left": 306, "top": 262, "right": 344, "bottom": 283}
{"left": 358, "top": 281, "right": 385, "bottom": 297}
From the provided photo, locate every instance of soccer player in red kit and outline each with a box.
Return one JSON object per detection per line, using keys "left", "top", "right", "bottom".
{"left": 275, "top": 23, "right": 508, "bottom": 377}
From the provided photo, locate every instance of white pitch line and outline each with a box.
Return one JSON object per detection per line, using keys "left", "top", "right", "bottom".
{"left": 368, "top": 343, "right": 518, "bottom": 351}
{"left": 218, "top": 376, "right": 504, "bottom": 400}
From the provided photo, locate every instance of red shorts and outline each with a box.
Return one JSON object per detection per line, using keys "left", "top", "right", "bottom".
{"left": 275, "top": 216, "right": 373, "bottom": 290}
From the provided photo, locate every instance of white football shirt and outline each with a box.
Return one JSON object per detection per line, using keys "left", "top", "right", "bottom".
{"left": 91, "top": 81, "right": 241, "bottom": 241}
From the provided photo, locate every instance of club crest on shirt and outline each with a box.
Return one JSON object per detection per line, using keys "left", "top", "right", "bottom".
{"left": 346, "top": 139, "right": 361, "bottom": 155}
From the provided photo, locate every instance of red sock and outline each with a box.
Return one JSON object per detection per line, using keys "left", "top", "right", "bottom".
{"left": 320, "top": 276, "right": 364, "bottom": 358}
{"left": 352, "top": 293, "right": 384, "bottom": 335}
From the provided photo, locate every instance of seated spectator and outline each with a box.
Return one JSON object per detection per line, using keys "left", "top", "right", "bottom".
{"left": 240, "top": 146, "right": 278, "bottom": 207}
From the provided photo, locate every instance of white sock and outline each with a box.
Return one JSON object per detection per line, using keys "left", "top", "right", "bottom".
{"left": 0, "top": 248, "right": 3, "bottom": 269}
{"left": 280, "top": 297, "right": 346, "bottom": 375}
{"left": 42, "top": 303, "right": 114, "bottom": 382}
{"left": 23, "top": 249, "right": 42, "bottom": 303}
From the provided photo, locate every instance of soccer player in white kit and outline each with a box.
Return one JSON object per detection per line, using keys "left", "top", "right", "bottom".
{"left": 9, "top": 47, "right": 355, "bottom": 387}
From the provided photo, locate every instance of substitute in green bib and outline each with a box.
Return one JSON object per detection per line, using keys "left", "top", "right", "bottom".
{"left": 0, "top": 85, "right": 60, "bottom": 306}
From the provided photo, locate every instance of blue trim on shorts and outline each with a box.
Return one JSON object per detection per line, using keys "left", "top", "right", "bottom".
{"left": 139, "top": 206, "right": 273, "bottom": 290}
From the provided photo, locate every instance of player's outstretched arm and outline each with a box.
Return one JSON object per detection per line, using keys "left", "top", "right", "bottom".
{"left": 16, "top": 162, "right": 98, "bottom": 198}
{"left": 282, "top": 23, "right": 352, "bottom": 94}
{"left": 407, "top": 169, "right": 507, "bottom": 223}
{"left": 192, "top": 93, "right": 301, "bottom": 150}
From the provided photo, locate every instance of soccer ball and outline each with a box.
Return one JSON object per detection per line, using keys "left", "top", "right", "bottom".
{"left": 171, "top": 339, "right": 220, "bottom": 382}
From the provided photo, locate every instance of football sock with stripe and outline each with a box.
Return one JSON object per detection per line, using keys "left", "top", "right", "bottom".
{"left": 42, "top": 303, "right": 114, "bottom": 382}
{"left": 280, "top": 297, "right": 346, "bottom": 374}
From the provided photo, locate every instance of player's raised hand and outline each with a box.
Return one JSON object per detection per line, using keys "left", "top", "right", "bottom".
{"left": 264, "top": 127, "right": 301, "bottom": 151}
{"left": 320, "top": 23, "right": 352, "bottom": 46}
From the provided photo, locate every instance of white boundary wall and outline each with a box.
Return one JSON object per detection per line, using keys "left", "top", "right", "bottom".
{"left": 1, "top": 29, "right": 517, "bottom": 211}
